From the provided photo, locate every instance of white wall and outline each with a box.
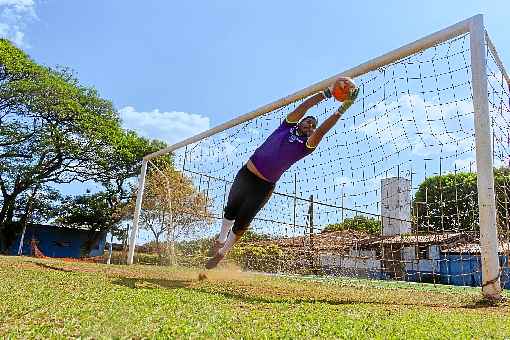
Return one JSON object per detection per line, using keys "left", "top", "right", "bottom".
{"left": 320, "top": 250, "right": 381, "bottom": 270}
{"left": 381, "top": 177, "right": 411, "bottom": 236}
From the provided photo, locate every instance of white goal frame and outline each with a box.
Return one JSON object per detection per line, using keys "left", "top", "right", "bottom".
{"left": 127, "top": 14, "right": 508, "bottom": 299}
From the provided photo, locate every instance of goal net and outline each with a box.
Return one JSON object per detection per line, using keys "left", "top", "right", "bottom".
{"left": 127, "top": 15, "right": 509, "bottom": 298}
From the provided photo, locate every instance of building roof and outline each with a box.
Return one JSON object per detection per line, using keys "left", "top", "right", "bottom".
{"left": 249, "top": 231, "right": 479, "bottom": 254}
{"left": 369, "top": 233, "right": 468, "bottom": 246}
{"left": 441, "top": 242, "right": 510, "bottom": 254}
{"left": 252, "top": 230, "right": 376, "bottom": 253}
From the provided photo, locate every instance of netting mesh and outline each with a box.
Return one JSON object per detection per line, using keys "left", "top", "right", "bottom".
{"left": 133, "top": 32, "right": 509, "bottom": 290}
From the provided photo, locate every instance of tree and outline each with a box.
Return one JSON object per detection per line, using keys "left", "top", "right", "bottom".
{"left": 1, "top": 185, "right": 61, "bottom": 252}
{"left": 239, "top": 230, "right": 272, "bottom": 243}
{"left": 0, "top": 39, "right": 167, "bottom": 252}
{"left": 58, "top": 191, "right": 130, "bottom": 255}
{"left": 136, "top": 161, "right": 212, "bottom": 263}
{"left": 322, "top": 215, "right": 381, "bottom": 235}
{"left": 56, "top": 131, "right": 169, "bottom": 255}
{"left": 0, "top": 39, "right": 119, "bottom": 250}
{"left": 413, "top": 167, "right": 510, "bottom": 233}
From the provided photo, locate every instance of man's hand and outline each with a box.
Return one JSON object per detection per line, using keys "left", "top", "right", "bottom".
{"left": 307, "top": 81, "right": 359, "bottom": 149}
{"left": 337, "top": 86, "right": 359, "bottom": 114}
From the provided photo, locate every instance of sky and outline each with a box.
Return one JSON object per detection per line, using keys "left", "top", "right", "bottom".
{"left": 1, "top": 0, "right": 508, "bottom": 146}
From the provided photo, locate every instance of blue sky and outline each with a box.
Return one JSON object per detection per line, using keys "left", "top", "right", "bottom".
{"left": 1, "top": 0, "right": 508, "bottom": 145}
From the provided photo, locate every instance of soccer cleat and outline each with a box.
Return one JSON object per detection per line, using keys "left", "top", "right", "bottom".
{"left": 208, "top": 240, "right": 224, "bottom": 257}
{"left": 205, "top": 252, "right": 225, "bottom": 270}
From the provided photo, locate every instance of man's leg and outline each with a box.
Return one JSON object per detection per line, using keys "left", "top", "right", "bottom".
{"left": 205, "top": 225, "right": 245, "bottom": 270}
{"left": 206, "top": 177, "right": 274, "bottom": 269}
{"left": 218, "top": 218, "right": 234, "bottom": 243}
{"left": 209, "top": 218, "right": 234, "bottom": 256}
{"left": 208, "top": 167, "right": 246, "bottom": 256}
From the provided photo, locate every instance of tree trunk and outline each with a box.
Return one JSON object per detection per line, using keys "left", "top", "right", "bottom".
{"left": 0, "top": 194, "right": 15, "bottom": 225}
{"left": 15, "top": 186, "right": 39, "bottom": 256}
{"left": 0, "top": 194, "right": 17, "bottom": 253}
{"left": 154, "top": 237, "right": 161, "bottom": 259}
{"left": 81, "top": 230, "right": 104, "bottom": 257}
{"left": 166, "top": 226, "right": 177, "bottom": 266}
{"left": 167, "top": 239, "right": 176, "bottom": 266}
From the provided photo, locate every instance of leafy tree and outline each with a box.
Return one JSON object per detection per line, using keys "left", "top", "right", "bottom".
{"left": 2, "top": 185, "right": 61, "bottom": 251}
{"left": 413, "top": 167, "right": 510, "bottom": 233}
{"left": 0, "top": 39, "right": 166, "bottom": 251}
{"left": 57, "top": 132, "right": 170, "bottom": 255}
{"left": 135, "top": 162, "right": 212, "bottom": 263}
{"left": 413, "top": 172, "right": 477, "bottom": 233}
{"left": 322, "top": 215, "right": 381, "bottom": 235}
{"left": 493, "top": 167, "right": 510, "bottom": 236}
{"left": 58, "top": 191, "right": 131, "bottom": 255}
{"left": 10, "top": 185, "right": 61, "bottom": 224}
{"left": 90, "top": 130, "right": 168, "bottom": 215}
{"left": 0, "top": 39, "right": 118, "bottom": 249}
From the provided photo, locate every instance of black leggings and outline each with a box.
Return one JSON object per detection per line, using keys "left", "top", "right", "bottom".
{"left": 224, "top": 165, "right": 275, "bottom": 235}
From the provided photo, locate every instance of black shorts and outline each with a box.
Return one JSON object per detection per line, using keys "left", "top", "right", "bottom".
{"left": 224, "top": 165, "right": 275, "bottom": 235}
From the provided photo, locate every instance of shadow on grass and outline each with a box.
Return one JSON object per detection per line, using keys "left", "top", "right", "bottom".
{"left": 35, "top": 262, "right": 75, "bottom": 273}
{"left": 193, "top": 287, "right": 510, "bottom": 312}
{"left": 29, "top": 259, "right": 506, "bottom": 312}
{"left": 108, "top": 274, "right": 509, "bottom": 311}
{"left": 462, "top": 296, "right": 509, "bottom": 309}
{"left": 112, "top": 277, "right": 194, "bottom": 290}
{"left": 111, "top": 276, "right": 362, "bottom": 306}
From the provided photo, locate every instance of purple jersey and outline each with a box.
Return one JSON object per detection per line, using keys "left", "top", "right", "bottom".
{"left": 250, "top": 119, "right": 315, "bottom": 183}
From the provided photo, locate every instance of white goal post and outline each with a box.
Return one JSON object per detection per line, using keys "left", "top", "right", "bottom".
{"left": 127, "top": 14, "right": 508, "bottom": 300}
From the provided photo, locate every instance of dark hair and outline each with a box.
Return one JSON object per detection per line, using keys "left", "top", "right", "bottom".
{"left": 301, "top": 116, "right": 318, "bottom": 127}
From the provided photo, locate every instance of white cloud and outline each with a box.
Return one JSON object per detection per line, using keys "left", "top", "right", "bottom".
{"left": 333, "top": 176, "right": 351, "bottom": 186}
{"left": 454, "top": 158, "right": 476, "bottom": 172}
{"left": 358, "top": 93, "right": 474, "bottom": 157}
{"left": 0, "top": 0, "right": 35, "bottom": 47}
{"left": 119, "top": 106, "right": 210, "bottom": 145}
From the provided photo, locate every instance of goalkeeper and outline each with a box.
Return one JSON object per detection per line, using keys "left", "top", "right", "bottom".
{"left": 206, "top": 77, "right": 359, "bottom": 269}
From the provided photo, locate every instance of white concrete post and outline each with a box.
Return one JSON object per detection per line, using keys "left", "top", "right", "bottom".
{"left": 381, "top": 177, "right": 411, "bottom": 236}
{"left": 127, "top": 159, "right": 148, "bottom": 265}
{"left": 469, "top": 14, "right": 502, "bottom": 299}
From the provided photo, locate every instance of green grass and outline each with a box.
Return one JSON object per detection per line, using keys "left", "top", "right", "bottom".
{"left": 1, "top": 256, "right": 509, "bottom": 339}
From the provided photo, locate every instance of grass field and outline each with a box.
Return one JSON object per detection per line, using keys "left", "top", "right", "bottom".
{"left": 1, "top": 256, "right": 509, "bottom": 339}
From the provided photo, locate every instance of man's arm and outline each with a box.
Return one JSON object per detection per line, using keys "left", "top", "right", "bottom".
{"left": 286, "top": 76, "right": 355, "bottom": 124}
{"left": 286, "top": 91, "right": 329, "bottom": 123}
{"left": 306, "top": 87, "right": 359, "bottom": 149}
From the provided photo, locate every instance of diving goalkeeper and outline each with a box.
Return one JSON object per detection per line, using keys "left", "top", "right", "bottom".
{"left": 206, "top": 77, "right": 359, "bottom": 269}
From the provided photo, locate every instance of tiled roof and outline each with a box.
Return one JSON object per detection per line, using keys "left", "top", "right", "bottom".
{"left": 249, "top": 231, "right": 479, "bottom": 252}
{"left": 441, "top": 242, "right": 510, "bottom": 254}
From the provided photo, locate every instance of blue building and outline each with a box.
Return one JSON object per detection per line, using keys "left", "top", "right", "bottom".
{"left": 440, "top": 243, "right": 510, "bottom": 289}
{"left": 9, "top": 224, "right": 107, "bottom": 258}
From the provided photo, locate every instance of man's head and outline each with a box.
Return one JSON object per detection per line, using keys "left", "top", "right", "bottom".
{"left": 297, "top": 116, "right": 318, "bottom": 137}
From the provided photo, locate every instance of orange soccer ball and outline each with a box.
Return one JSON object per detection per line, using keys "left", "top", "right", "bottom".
{"left": 331, "top": 78, "right": 356, "bottom": 102}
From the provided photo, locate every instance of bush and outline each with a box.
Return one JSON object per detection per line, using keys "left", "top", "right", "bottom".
{"left": 322, "top": 216, "right": 381, "bottom": 235}
{"left": 229, "top": 244, "right": 283, "bottom": 272}
{"left": 413, "top": 167, "right": 510, "bottom": 233}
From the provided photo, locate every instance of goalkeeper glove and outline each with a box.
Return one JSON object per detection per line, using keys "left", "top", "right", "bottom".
{"left": 336, "top": 87, "right": 359, "bottom": 115}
